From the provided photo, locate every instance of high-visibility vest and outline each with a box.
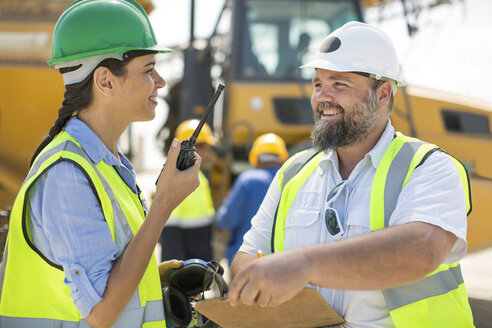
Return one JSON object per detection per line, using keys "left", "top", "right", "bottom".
{"left": 272, "top": 133, "right": 474, "bottom": 327}
{"left": 168, "top": 170, "right": 215, "bottom": 228}
{"left": 0, "top": 131, "right": 165, "bottom": 328}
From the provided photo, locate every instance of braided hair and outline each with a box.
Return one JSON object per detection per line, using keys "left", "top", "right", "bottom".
{"left": 29, "top": 50, "right": 152, "bottom": 166}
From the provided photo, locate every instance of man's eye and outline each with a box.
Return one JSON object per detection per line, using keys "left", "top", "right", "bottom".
{"left": 334, "top": 82, "right": 347, "bottom": 87}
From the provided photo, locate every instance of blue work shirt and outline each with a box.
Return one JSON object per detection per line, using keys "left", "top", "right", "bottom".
{"left": 27, "top": 118, "right": 146, "bottom": 317}
{"left": 215, "top": 166, "right": 280, "bottom": 264}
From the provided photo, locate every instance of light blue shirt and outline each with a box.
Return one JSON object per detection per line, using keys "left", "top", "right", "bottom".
{"left": 28, "top": 118, "right": 146, "bottom": 317}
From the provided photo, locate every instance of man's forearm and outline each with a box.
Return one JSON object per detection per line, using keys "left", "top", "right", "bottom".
{"left": 228, "top": 221, "right": 456, "bottom": 308}
{"left": 304, "top": 221, "right": 456, "bottom": 290}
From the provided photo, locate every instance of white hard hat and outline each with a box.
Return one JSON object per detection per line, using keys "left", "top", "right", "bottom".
{"left": 301, "top": 21, "right": 405, "bottom": 94}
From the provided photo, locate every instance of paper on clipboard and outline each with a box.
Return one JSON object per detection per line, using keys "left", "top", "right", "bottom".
{"left": 194, "top": 288, "right": 345, "bottom": 328}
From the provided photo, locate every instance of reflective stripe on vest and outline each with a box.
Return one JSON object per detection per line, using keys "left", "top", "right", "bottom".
{"left": 272, "top": 133, "right": 474, "bottom": 327}
{"left": 0, "top": 131, "right": 165, "bottom": 328}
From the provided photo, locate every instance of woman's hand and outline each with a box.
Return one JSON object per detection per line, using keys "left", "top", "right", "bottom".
{"left": 154, "top": 139, "right": 201, "bottom": 212}
{"left": 159, "top": 259, "right": 184, "bottom": 287}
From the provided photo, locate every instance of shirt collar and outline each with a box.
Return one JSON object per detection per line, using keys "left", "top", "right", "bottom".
{"left": 64, "top": 118, "right": 131, "bottom": 168}
{"left": 319, "top": 149, "right": 338, "bottom": 173}
{"left": 365, "top": 119, "right": 395, "bottom": 169}
{"left": 317, "top": 119, "right": 395, "bottom": 172}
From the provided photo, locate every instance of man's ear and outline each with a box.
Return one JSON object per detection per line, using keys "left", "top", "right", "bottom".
{"left": 377, "top": 81, "right": 392, "bottom": 109}
{"left": 93, "top": 66, "right": 114, "bottom": 96}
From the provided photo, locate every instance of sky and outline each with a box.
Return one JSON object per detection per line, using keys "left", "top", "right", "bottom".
{"left": 367, "top": 0, "right": 492, "bottom": 106}
{"left": 149, "top": 0, "right": 226, "bottom": 48}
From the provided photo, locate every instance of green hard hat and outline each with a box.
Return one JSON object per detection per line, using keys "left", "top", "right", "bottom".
{"left": 48, "top": 0, "right": 171, "bottom": 68}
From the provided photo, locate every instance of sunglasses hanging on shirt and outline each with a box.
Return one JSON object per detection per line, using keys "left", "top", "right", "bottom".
{"left": 324, "top": 181, "right": 345, "bottom": 239}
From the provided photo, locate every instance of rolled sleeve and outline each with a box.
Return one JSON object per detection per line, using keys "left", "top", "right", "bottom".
{"left": 65, "top": 264, "right": 104, "bottom": 317}
{"left": 29, "top": 161, "right": 118, "bottom": 317}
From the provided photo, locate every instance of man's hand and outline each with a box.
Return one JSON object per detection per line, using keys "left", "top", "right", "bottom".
{"left": 228, "top": 249, "right": 310, "bottom": 308}
{"left": 159, "top": 259, "right": 184, "bottom": 287}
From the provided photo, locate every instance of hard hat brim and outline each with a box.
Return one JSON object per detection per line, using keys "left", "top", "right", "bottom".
{"left": 300, "top": 59, "right": 405, "bottom": 87}
{"left": 48, "top": 45, "right": 173, "bottom": 68}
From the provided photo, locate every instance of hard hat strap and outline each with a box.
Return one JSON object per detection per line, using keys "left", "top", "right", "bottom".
{"left": 55, "top": 53, "right": 123, "bottom": 85}
{"left": 353, "top": 71, "right": 398, "bottom": 95}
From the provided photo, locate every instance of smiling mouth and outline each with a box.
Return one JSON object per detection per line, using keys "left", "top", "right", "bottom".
{"left": 321, "top": 109, "right": 341, "bottom": 116}
{"left": 318, "top": 103, "right": 343, "bottom": 120}
{"left": 149, "top": 96, "right": 158, "bottom": 105}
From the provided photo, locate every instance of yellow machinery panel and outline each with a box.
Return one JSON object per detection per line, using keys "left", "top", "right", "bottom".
{"left": 226, "top": 82, "right": 313, "bottom": 147}
{"left": 393, "top": 86, "right": 492, "bottom": 180}
{"left": 0, "top": 67, "right": 63, "bottom": 208}
{"left": 467, "top": 177, "right": 492, "bottom": 251}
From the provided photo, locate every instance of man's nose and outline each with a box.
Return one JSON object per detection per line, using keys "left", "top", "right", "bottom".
{"left": 314, "top": 85, "right": 336, "bottom": 103}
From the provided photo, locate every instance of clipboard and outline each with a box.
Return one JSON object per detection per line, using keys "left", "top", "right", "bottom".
{"left": 195, "top": 288, "right": 345, "bottom": 328}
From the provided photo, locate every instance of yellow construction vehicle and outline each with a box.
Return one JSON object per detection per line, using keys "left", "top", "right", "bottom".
{"left": 1, "top": 0, "right": 491, "bottom": 258}
{"left": 159, "top": 0, "right": 492, "bottom": 252}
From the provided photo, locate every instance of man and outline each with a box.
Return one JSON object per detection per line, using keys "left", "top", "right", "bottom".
{"left": 228, "top": 22, "right": 474, "bottom": 327}
{"left": 159, "top": 119, "right": 216, "bottom": 262}
{"left": 216, "top": 133, "right": 288, "bottom": 265}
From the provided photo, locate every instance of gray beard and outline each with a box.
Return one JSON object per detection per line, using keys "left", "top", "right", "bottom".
{"left": 311, "top": 88, "right": 379, "bottom": 152}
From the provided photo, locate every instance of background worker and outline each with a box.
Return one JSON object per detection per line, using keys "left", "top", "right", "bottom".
{"left": 228, "top": 21, "right": 474, "bottom": 327}
{"left": 159, "top": 119, "right": 216, "bottom": 262}
{"left": 0, "top": 1, "right": 200, "bottom": 327}
{"left": 216, "top": 133, "right": 288, "bottom": 265}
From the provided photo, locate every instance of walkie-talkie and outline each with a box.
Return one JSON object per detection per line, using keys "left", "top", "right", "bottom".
{"left": 176, "top": 83, "right": 225, "bottom": 171}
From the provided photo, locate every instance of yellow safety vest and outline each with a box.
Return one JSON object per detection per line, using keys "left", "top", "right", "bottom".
{"left": 0, "top": 131, "right": 165, "bottom": 328}
{"left": 272, "top": 133, "right": 474, "bottom": 327}
{"left": 168, "top": 170, "right": 215, "bottom": 227}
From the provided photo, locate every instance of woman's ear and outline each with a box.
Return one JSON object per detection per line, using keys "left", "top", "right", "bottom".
{"left": 93, "top": 66, "right": 114, "bottom": 97}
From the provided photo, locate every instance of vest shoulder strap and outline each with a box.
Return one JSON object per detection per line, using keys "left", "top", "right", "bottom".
{"left": 271, "top": 148, "right": 320, "bottom": 253}
{"left": 279, "top": 148, "right": 319, "bottom": 192}
{"left": 370, "top": 133, "right": 472, "bottom": 231}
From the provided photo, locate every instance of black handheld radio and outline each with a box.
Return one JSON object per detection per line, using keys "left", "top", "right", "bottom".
{"left": 175, "top": 83, "right": 225, "bottom": 171}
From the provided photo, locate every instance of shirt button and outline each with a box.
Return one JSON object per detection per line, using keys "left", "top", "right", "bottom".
{"left": 74, "top": 270, "right": 80, "bottom": 275}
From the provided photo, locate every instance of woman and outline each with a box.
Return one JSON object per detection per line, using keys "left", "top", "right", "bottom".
{"left": 0, "top": 0, "right": 200, "bottom": 327}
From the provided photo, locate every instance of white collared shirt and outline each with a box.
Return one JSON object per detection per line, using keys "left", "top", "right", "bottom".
{"left": 239, "top": 120, "right": 468, "bottom": 327}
